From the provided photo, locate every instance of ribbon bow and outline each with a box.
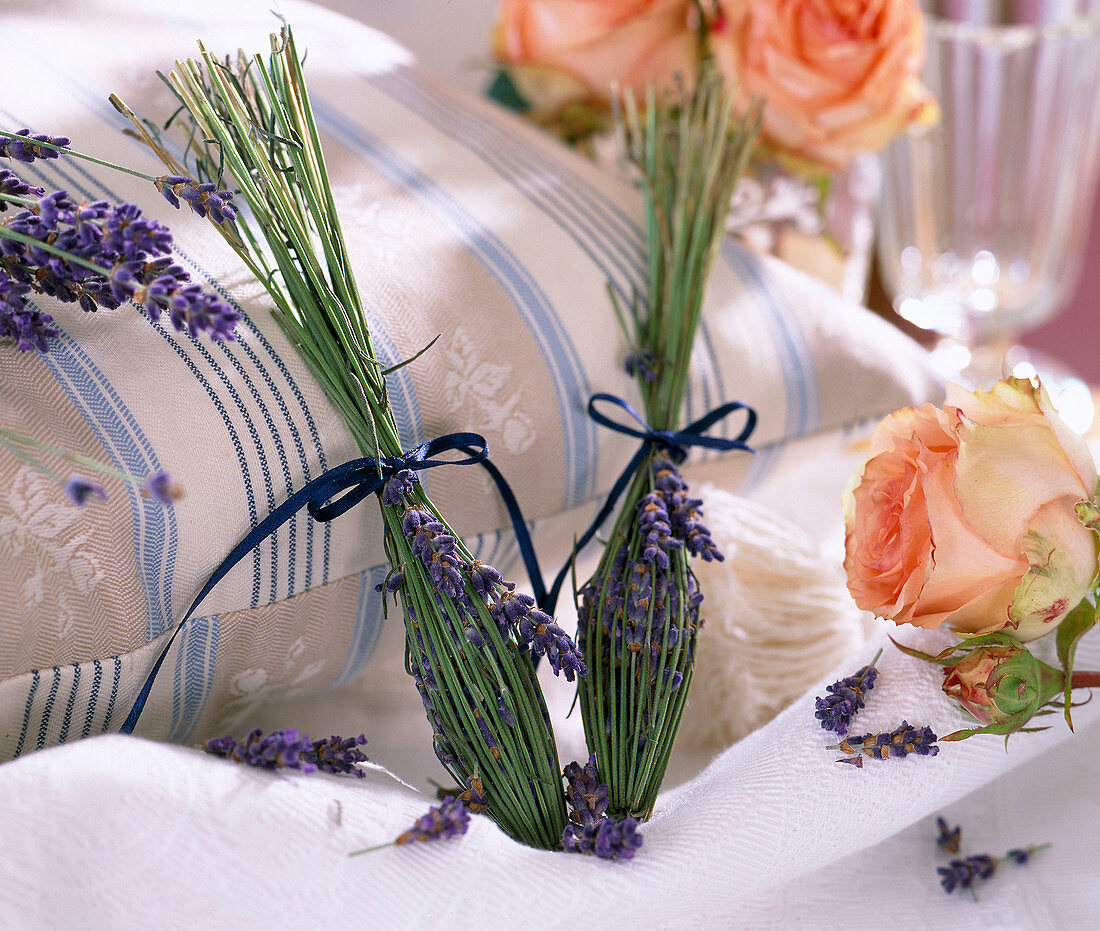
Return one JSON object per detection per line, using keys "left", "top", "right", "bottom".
{"left": 120, "top": 432, "right": 489, "bottom": 735}
{"left": 539, "top": 393, "right": 757, "bottom": 616}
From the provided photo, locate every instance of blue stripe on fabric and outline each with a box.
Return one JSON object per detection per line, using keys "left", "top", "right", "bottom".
{"left": 102, "top": 657, "right": 122, "bottom": 731}
{"left": 168, "top": 615, "right": 219, "bottom": 743}
{"left": 373, "top": 68, "right": 647, "bottom": 304}
{"left": 720, "top": 241, "right": 819, "bottom": 438}
{"left": 58, "top": 663, "right": 81, "bottom": 743}
{"left": 14, "top": 669, "right": 40, "bottom": 758}
{"left": 330, "top": 566, "right": 389, "bottom": 690}
{"left": 37, "top": 333, "right": 177, "bottom": 637}
{"left": 36, "top": 666, "right": 62, "bottom": 750}
{"left": 314, "top": 102, "right": 595, "bottom": 509}
{"left": 391, "top": 67, "right": 645, "bottom": 264}
{"left": 9, "top": 115, "right": 297, "bottom": 609}
{"left": 82, "top": 660, "right": 104, "bottom": 738}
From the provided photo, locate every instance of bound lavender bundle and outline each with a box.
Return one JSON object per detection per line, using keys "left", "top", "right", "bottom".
{"left": 114, "top": 27, "right": 584, "bottom": 849}
{"left": 576, "top": 69, "right": 758, "bottom": 820}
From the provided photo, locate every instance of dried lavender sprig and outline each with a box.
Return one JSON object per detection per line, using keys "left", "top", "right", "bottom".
{"left": 348, "top": 796, "right": 471, "bottom": 856}
{"left": 815, "top": 648, "right": 882, "bottom": 736}
{"left": 303, "top": 734, "right": 368, "bottom": 776}
{"left": 938, "top": 844, "right": 1049, "bottom": 895}
{"left": 0, "top": 129, "right": 238, "bottom": 225}
{"left": 0, "top": 184, "right": 240, "bottom": 348}
{"left": 828, "top": 721, "right": 939, "bottom": 765}
{"left": 202, "top": 728, "right": 317, "bottom": 772}
{"left": 0, "top": 129, "right": 71, "bottom": 163}
{"left": 576, "top": 68, "right": 758, "bottom": 821}
{"left": 136, "top": 28, "right": 574, "bottom": 850}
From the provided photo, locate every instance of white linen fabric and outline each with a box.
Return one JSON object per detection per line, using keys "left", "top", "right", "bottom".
{"left": 0, "top": 0, "right": 938, "bottom": 757}
{"left": 6, "top": 1, "right": 1099, "bottom": 927}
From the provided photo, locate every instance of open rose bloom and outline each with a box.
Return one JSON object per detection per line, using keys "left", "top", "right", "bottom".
{"left": 844, "top": 378, "right": 1100, "bottom": 641}
{"left": 492, "top": 0, "right": 704, "bottom": 118}
{"left": 717, "top": 0, "right": 939, "bottom": 170}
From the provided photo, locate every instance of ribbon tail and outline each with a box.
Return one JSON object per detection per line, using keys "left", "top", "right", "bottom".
{"left": 118, "top": 466, "right": 369, "bottom": 735}
{"left": 543, "top": 442, "right": 650, "bottom": 617}
{"left": 459, "top": 446, "right": 547, "bottom": 608}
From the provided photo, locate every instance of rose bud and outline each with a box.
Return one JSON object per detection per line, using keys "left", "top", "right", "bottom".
{"left": 844, "top": 378, "right": 1100, "bottom": 642}
{"left": 941, "top": 642, "right": 1063, "bottom": 732}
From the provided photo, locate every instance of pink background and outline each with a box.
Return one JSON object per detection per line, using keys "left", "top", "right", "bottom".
{"left": 1028, "top": 189, "right": 1100, "bottom": 385}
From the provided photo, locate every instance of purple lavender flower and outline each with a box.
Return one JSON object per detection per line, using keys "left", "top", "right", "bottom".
{"left": 64, "top": 476, "right": 107, "bottom": 506}
{"left": 938, "top": 854, "right": 997, "bottom": 894}
{"left": 831, "top": 721, "right": 939, "bottom": 765}
{"left": 394, "top": 796, "right": 470, "bottom": 845}
{"left": 814, "top": 650, "right": 881, "bottom": 736}
{"left": 303, "top": 734, "right": 368, "bottom": 777}
{"left": 495, "top": 591, "right": 587, "bottom": 681}
{"left": 1, "top": 187, "right": 240, "bottom": 349}
{"left": 652, "top": 457, "right": 723, "bottom": 562}
{"left": 142, "top": 471, "right": 182, "bottom": 504}
{"left": 154, "top": 175, "right": 238, "bottom": 224}
{"left": 562, "top": 815, "right": 644, "bottom": 860}
{"left": 0, "top": 129, "right": 71, "bottom": 163}
{"left": 202, "top": 728, "right": 317, "bottom": 772}
{"left": 0, "top": 269, "right": 57, "bottom": 351}
{"left": 381, "top": 468, "right": 420, "bottom": 507}
{"left": 457, "top": 776, "right": 488, "bottom": 814}
{"left": 0, "top": 168, "right": 45, "bottom": 211}
{"left": 624, "top": 350, "right": 657, "bottom": 382}
{"left": 563, "top": 755, "right": 609, "bottom": 829}
{"left": 938, "top": 844, "right": 1048, "bottom": 894}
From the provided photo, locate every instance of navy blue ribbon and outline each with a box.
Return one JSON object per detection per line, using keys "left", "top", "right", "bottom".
{"left": 119, "top": 432, "right": 489, "bottom": 735}
{"left": 538, "top": 393, "right": 757, "bottom": 616}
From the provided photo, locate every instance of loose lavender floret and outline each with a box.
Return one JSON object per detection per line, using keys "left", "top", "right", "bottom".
{"left": 830, "top": 721, "right": 939, "bottom": 765}
{"left": 154, "top": 175, "right": 238, "bottom": 224}
{"left": 1, "top": 186, "right": 241, "bottom": 350}
{"left": 936, "top": 816, "right": 961, "bottom": 854}
{"left": 64, "top": 476, "right": 107, "bottom": 506}
{"left": 814, "top": 650, "right": 881, "bottom": 736}
{"left": 303, "top": 733, "right": 368, "bottom": 776}
{"left": 0, "top": 129, "right": 70, "bottom": 163}
{"left": 938, "top": 854, "right": 997, "bottom": 894}
{"left": 938, "top": 844, "right": 1049, "bottom": 894}
{"left": 142, "top": 471, "right": 182, "bottom": 504}
{"left": 203, "top": 728, "right": 317, "bottom": 772}
{"left": 395, "top": 796, "right": 470, "bottom": 845}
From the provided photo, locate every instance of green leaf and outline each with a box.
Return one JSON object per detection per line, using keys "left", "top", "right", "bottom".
{"left": 485, "top": 70, "right": 530, "bottom": 114}
{"left": 1055, "top": 597, "right": 1099, "bottom": 730}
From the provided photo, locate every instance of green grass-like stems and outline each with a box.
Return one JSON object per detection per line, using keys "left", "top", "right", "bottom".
{"left": 116, "top": 26, "right": 567, "bottom": 848}
{"left": 577, "top": 68, "right": 759, "bottom": 819}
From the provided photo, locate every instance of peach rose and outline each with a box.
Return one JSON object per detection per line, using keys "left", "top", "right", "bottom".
{"left": 716, "top": 0, "right": 938, "bottom": 170}
{"left": 844, "top": 378, "right": 1100, "bottom": 641}
{"left": 492, "top": 0, "right": 703, "bottom": 117}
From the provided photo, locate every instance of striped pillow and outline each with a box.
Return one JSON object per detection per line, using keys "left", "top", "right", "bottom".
{"left": 0, "top": 0, "right": 938, "bottom": 759}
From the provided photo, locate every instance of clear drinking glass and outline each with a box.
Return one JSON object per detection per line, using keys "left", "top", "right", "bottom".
{"left": 877, "top": 1, "right": 1100, "bottom": 431}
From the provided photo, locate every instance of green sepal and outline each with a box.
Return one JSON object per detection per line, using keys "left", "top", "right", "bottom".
{"left": 1055, "top": 596, "right": 1099, "bottom": 731}
{"left": 485, "top": 69, "right": 530, "bottom": 114}
{"left": 889, "top": 632, "right": 1023, "bottom": 666}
